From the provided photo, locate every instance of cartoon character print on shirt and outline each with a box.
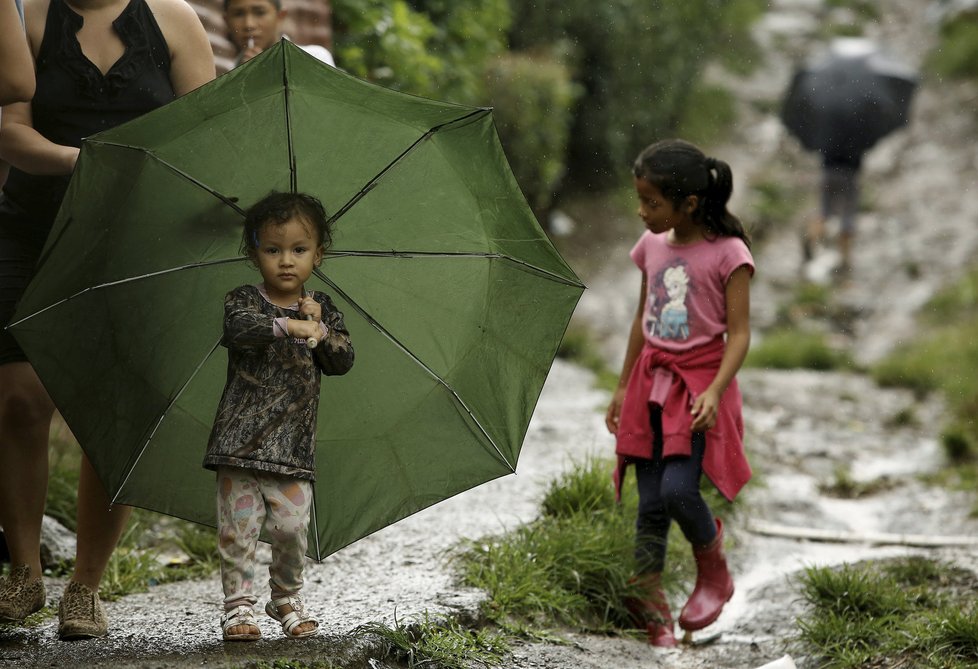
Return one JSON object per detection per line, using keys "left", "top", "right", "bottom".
{"left": 645, "top": 261, "right": 691, "bottom": 340}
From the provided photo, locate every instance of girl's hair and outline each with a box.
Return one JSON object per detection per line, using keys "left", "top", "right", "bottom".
{"left": 632, "top": 139, "right": 751, "bottom": 248}
{"left": 241, "top": 191, "right": 333, "bottom": 256}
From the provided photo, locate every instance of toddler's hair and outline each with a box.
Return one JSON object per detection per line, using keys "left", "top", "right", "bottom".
{"left": 633, "top": 139, "right": 751, "bottom": 248}
{"left": 241, "top": 191, "right": 332, "bottom": 255}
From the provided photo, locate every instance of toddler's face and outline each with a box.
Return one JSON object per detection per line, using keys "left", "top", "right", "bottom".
{"left": 252, "top": 216, "right": 323, "bottom": 304}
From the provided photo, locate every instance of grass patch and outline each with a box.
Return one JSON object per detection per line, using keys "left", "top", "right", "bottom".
{"left": 746, "top": 328, "right": 853, "bottom": 371}
{"left": 928, "top": 15, "right": 978, "bottom": 81}
{"left": 454, "top": 457, "right": 736, "bottom": 637}
{"left": 354, "top": 611, "right": 509, "bottom": 669}
{"left": 871, "top": 268, "right": 978, "bottom": 469}
{"left": 797, "top": 557, "right": 978, "bottom": 668}
{"left": 242, "top": 661, "right": 341, "bottom": 669}
{"left": 818, "top": 464, "right": 896, "bottom": 499}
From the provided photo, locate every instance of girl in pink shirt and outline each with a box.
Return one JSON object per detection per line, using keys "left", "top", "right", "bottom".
{"left": 605, "top": 139, "right": 753, "bottom": 647}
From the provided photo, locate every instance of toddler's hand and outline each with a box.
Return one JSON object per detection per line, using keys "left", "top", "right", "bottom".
{"left": 298, "top": 296, "right": 322, "bottom": 323}
{"left": 289, "top": 318, "right": 322, "bottom": 342}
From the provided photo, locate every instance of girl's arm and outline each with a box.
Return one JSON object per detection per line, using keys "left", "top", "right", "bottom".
{"left": 147, "top": 0, "right": 215, "bottom": 95}
{"left": 0, "top": 0, "right": 35, "bottom": 105}
{"left": 605, "top": 272, "right": 647, "bottom": 434}
{"left": 690, "top": 264, "right": 751, "bottom": 432}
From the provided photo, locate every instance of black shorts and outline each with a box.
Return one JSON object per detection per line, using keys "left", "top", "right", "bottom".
{"left": 0, "top": 196, "right": 48, "bottom": 366}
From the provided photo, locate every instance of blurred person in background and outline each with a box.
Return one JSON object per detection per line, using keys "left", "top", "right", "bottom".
{"left": 224, "top": 0, "right": 334, "bottom": 67}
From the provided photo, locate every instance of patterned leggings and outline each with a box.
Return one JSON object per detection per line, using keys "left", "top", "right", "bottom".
{"left": 216, "top": 466, "right": 313, "bottom": 610}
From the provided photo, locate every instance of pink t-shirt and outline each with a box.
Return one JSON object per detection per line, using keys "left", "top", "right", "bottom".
{"left": 630, "top": 231, "right": 754, "bottom": 352}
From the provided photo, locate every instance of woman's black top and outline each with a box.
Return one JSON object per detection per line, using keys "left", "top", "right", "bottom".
{"left": 0, "top": 0, "right": 175, "bottom": 238}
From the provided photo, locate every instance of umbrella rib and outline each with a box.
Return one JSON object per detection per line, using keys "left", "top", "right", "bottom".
{"left": 326, "top": 108, "right": 490, "bottom": 226}
{"left": 6, "top": 257, "right": 247, "bottom": 328}
{"left": 86, "top": 139, "right": 247, "bottom": 216}
{"left": 282, "top": 48, "right": 297, "bottom": 192}
{"left": 112, "top": 336, "right": 224, "bottom": 506}
{"left": 313, "top": 267, "right": 516, "bottom": 473}
{"left": 324, "top": 250, "right": 584, "bottom": 288}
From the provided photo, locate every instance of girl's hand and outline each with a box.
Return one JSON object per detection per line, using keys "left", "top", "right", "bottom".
{"left": 690, "top": 388, "right": 720, "bottom": 432}
{"left": 605, "top": 387, "right": 627, "bottom": 434}
{"left": 298, "top": 296, "right": 322, "bottom": 323}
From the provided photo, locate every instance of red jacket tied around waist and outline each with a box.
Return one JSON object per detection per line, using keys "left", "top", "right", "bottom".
{"left": 614, "top": 337, "right": 751, "bottom": 502}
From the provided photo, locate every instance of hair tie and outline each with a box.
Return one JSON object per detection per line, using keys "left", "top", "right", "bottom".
{"left": 704, "top": 156, "right": 718, "bottom": 171}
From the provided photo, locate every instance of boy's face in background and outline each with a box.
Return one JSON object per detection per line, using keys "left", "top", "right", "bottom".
{"left": 224, "top": 0, "right": 286, "bottom": 55}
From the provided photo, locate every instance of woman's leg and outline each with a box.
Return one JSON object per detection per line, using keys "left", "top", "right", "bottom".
{"left": 71, "top": 454, "right": 133, "bottom": 589}
{"left": 58, "top": 454, "right": 134, "bottom": 639}
{"left": 0, "top": 362, "right": 53, "bottom": 618}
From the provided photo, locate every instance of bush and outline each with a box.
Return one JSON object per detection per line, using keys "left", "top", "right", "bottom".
{"left": 746, "top": 329, "right": 852, "bottom": 371}
{"left": 484, "top": 52, "right": 579, "bottom": 217}
{"left": 929, "top": 14, "right": 978, "bottom": 80}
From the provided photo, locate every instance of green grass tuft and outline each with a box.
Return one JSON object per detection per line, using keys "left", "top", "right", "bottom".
{"left": 746, "top": 328, "right": 853, "bottom": 371}
{"left": 354, "top": 611, "right": 509, "bottom": 669}
{"left": 797, "top": 558, "right": 978, "bottom": 669}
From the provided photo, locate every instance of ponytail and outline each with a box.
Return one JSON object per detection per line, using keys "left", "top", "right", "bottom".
{"left": 634, "top": 140, "right": 751, "bottom": 248}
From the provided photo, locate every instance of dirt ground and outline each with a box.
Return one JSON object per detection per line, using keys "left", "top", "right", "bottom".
{"left": 4, "top": 0, "right": 978, "bottom": 668}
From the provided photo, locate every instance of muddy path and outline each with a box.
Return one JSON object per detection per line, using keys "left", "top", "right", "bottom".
{"left": 4, "top": 1, "right": 978, "bottom": 668}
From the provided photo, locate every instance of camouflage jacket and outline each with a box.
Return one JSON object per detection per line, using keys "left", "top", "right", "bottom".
{"left": 203, "top": 284, "right": 354, "bottom": 479}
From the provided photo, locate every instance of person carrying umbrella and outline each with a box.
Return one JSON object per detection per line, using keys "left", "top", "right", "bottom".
{"left": 203, "top": 192, "right": 353, "bottom": 641}
{"left": 0, "top": 0, "right": 214, "bottom": 640}
{"left": 782, "top": 38, "right": 917, "bottom": 275}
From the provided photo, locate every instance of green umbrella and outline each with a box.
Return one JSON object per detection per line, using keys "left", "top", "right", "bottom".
{"left": 8, "top": 40, "right": 584, "bottom": 560}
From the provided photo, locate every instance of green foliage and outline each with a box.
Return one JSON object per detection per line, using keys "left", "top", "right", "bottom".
{"left": 797, "top": 559, "right": 978, "bottom": 669}
{"left": 676, "top": 84, "right": 738, "bottom": 149}
{"left": 331, "top": 0, "right": 510, "bottom": 103}
{"left": 354, "top": 611, "right": 509, "bottom": 669}
{"left": 455, "top": 458, "right": 694, "bottom": 635}
{"left": 749, "top": 176, "right": 806, "bottom": 241}
{"left": 245, "top": 660, "right": 339, "bottom": 669}
{"left": 508, "top": 0, "right": 765, "bottom": 187}
{"left": 826, "top": 0, "right": 880, "bottom": 21}
{"left": 928, "top": 14, "right": 978, "bottom": 81}
{"left": 746, "top": 328, "right": 853, "bottom": 371}
{"left": 484, "top": 52, "right": 579, "bottom": 215}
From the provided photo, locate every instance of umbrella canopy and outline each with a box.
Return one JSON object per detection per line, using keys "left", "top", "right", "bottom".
{"left": 9, "top": 40, "right": 584, "bottom": 560}
{"left": 781, "top": 38, "right": 917, "bottom": 160}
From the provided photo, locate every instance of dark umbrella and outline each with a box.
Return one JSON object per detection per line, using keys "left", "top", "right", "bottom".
{"left": 781, "top": 38, "right": 917, "bottom": 160}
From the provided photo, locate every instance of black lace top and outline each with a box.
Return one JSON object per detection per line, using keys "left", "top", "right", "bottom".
{"left": 0, "top": 0, "right": 174, "bottom": 233}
